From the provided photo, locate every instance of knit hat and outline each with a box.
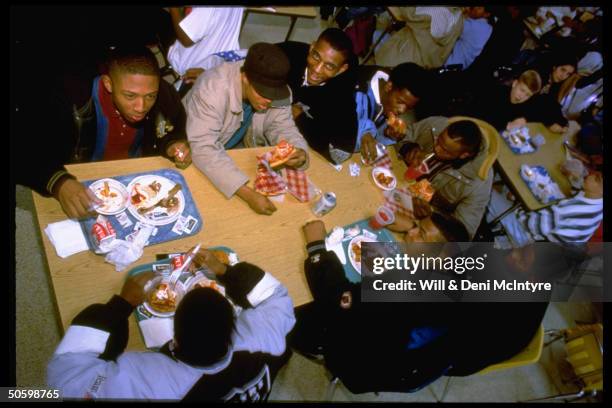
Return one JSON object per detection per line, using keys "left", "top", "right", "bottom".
{"left": 243, "top": 42, "right": 291, "bottom": 107}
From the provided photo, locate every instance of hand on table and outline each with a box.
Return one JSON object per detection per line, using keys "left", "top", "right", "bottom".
{"left": 167, "top": 141, "right": 192, "bottom": 169}
{"left": 506, "top": 117, "right": 527, "bottom": 130}
{"left": 302, "top": 220, "right": 327, "bottom": 244}
{"left": 412, "top": 197, "right": 432, "bottom": 219}
{"left": 193, "top": 248, "right": 228, "bottom": 277}
{"left": 548, "top": 123, "right": 568, "bottom": 133}
{"left": 360, "top": 133, "right": 378, "bottom": 163}
{"left": 283, "top": 148, "right": 307, "bottom": 168}
{"left": 54, "top": 177, "right": 101, "bottom": 219}
{"left": 387, "top": 212, "right": 417, "bottom": 233}
{"left": 120, "top": 271, "right": 156, "bottom": 307}
{"left": 236, "top": 185, "right": 277, "bottom": 215}
{"left": 182, "top": 68, "right": 205, "bottom": 84}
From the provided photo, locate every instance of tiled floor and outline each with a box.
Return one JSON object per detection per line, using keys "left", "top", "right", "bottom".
{"left": 14, "top": 7, "right": 603, "bottom": 402}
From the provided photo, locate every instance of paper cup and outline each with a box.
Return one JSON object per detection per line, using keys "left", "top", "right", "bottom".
{"left": 368, "top": 206, "right": 395, "bottom": 230}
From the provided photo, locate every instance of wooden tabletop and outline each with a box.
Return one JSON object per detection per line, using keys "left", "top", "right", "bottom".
{"left": 246, "top": 6, "right": 317, "bottom": 18}
{"left": 495, "top": 123, "right": 572, "bottom": 212}
{"left": 32, "top": 147, "right": 405, "bottom": 351}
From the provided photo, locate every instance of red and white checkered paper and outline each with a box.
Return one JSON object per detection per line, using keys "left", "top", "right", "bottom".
{"left": 254, "top": 152, "right": 311, "bottom": 202}
{"left": 383, "top": 187, "right": 414, "bottom": 216}
{"left": 369, "top": 151, "right": 393, "bottom": 169}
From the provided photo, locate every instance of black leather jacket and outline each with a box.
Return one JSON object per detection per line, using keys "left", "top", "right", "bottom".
{"left": 13, "top": 74, "right": 187, "bottom": 196}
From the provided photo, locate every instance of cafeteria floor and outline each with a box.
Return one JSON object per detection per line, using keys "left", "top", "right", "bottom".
{"left": 14, "top": 8, "right": 602, "bottom": 402}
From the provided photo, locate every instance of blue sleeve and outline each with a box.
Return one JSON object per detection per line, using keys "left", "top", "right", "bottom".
{"left": 355, "top": 90, "right": 378, "bottom": 151}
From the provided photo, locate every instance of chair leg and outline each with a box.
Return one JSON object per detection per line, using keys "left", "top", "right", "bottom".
{"left": 325, "top": 377, "right": 339, "bottom": 401}
{"left": 438, "top": 376, "right": 452, "bottom": 402}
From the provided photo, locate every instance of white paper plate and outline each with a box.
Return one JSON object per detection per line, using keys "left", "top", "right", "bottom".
{"left": 372, "top": 167, "right": 397, "bottom": 191}
{"left": 126, "top": 175, "right": 185, "bottom": 226}
{"left": 89, "top": 178, "right": 129, "bottom": 215}
{"left": 347, "top": 235, "right": 377, "bottom": 275}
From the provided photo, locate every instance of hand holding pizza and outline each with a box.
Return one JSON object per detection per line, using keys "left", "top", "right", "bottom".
{"left": 269, "top": 140, "right": 306, "bottom": 169}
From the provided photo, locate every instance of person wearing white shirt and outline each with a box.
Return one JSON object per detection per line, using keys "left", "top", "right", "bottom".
{"left": 167, "top": 7, "right": 244, "bottom": 89}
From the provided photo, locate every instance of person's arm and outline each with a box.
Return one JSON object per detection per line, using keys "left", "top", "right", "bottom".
{"left": 450, "top": 175, "right": 493, "bottom": 240}
{"left": 216, "top": 262, "right": 296, "bottom": 357}
{"left": 153, "top": 80, "right": 192, "bottom": 168}
{"left": 184, "top": 78, "right": 250, "bottom": 198}
{"left": 47, "top": 272, "right": 154, "bottom": 398}
{"left": 302, "top": 221, "right": 353, "bottom": 306}
{"left": 169, "top": 7, "right": 195, "bottom": 47}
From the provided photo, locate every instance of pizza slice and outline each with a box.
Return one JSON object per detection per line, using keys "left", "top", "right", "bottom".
{"left": 386, "top": 112, "right": 407, "bottom": 134}
{"left": 407, "top": 179, "right": 435, "bottom": 202}
{"left": 269, "top": 140, "right": 296, "bottom": 168}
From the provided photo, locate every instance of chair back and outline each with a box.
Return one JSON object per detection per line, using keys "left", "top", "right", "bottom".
{"left": 477, "top": 324, "right": 544, "bottom": 375}
{"left": 564, "top": 323, "right": 603, "bottom": 391}
{"left": 448, "top": 116, "right": 500, "bottom": 180}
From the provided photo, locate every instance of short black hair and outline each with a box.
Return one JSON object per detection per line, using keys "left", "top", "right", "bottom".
{"left": 107, "top": 45, "right": 160, "bottom": 77}
{"left": 446, "top": 120, "right": 482, "bottom": 156}
{"left": 550, "top": 50, "right": 579, "bottom": 70}
{"left": 317, "top": 27, "right": 355, "bottom": 66}
{"left": 431, "top": 212, "right": 470, "bottom": 242}
{"left": 174, "top": 287, "right": 236, "bottom": 366}
{"left": 388, "top": 62, "right": 432, "bottom": 99}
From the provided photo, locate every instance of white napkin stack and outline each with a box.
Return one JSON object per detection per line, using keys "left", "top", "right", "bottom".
{"left": 44, "top": 220, "right": 90, "bottom": 258}
{"left": 138, "top": 318, "right": 174, "bottom": 349}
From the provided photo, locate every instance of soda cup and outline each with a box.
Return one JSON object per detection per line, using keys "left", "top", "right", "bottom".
{"left": 368, "top": 206, "right": 395, "bottom": 230}
{"left": 404, "top": 161, "right": 429, "bottom": 181}
{"left": 311, "top": 192, "right": 337, "bottom": 217}
{"left": 171, "top": 254, "right": 186, "bottom": 271}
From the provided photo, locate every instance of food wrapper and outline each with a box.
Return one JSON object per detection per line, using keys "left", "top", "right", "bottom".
{"left": 104, "top": 225, "right": 155, "bottom": 271}
{"left": 407, "top": 180, "right": 435, "bottom": 202}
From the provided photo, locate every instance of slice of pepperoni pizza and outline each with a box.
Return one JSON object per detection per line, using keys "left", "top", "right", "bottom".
{"left": 269, "top": 140, "right": 296, "bottom": 168}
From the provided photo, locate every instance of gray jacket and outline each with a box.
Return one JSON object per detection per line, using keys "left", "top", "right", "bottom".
{"left": 183, "top": 61, "right": 310, "bottom": 198}
{"left": 399, "top": 116, "right": 495, "bottom": 238}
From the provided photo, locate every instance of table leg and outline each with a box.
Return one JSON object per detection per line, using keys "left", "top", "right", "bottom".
{"left": 286, "top": 16, "right": 297, "bottom": 41}
{"left": 240, "top": 10, "right": 249, "bottom": 35}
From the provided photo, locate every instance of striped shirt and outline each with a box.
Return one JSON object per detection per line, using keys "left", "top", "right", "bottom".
{"left": 517, "top": 192, "right": 603, "bottom": 243}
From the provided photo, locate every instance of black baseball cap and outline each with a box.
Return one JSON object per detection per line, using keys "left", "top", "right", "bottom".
{"left": 243, "top": 42, "right": 291, "bottom": 107}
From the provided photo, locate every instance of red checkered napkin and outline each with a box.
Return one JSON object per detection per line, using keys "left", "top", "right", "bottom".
{"left": 285, "top": 168, "right": 311, "bottom": 202}
{"left": 254, "top": 152, "right": 312, "bottom": 201}
{"left": 254, "top": 152, "right": 287, "bottom": 196}
{"left": 383, "top": 187, "right": 414, "bottom": 216}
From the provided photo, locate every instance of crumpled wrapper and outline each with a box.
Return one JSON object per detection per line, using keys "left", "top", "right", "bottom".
{"left": 104, "top": 225, "right": 155, "bottom": 272}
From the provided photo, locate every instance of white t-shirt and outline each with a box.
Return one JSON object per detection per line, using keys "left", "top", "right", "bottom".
{"left": 168, "top": 7, "right": 244, "bottom": 76}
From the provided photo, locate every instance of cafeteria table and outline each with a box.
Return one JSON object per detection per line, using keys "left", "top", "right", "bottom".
{"left": 489, "top": 122, "right": 573, "bottom": 226}
{"left": 241, "top": 6, "right": 318, "bottom": 41}
{"left": 32, "top": 147, "right": 406, "bottom": 350}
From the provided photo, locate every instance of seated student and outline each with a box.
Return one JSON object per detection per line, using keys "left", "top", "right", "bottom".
{"left": 468, "top": 69, "right": 544, "bottom": 131}
{"left": 183, "top": 42, "right": 310, "bottom": 216}
{"left": 356, "top": 63, "right": 432, "bottom": 162}
{"left": 13, "top": 45, "right": 190, "bottom": 219}
{"left": 530, "top": 51, "right": 578, "bottom": 133}
{"left": 290, "top": 220, "right": 548, "bottom": 394}
{"left": 397, "top": 117, "right": 495, "bottom": 239}
{"left": 47, "top": 249, "right": 295, "bottom": 401}
{"left": 276, "top": 28, "right": 358, "bottom": 165}
{"left": 486, "top": 171, "right": 603, "bottom": 249}
{"left": 444, "top": 6, "right": 493, "bottom": 70}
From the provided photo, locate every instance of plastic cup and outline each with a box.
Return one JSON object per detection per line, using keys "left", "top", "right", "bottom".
{"left": 404, "top": 161, "right": 430, "bottom": 181}
{"left": 531, "top": 134, "right": 546, "bottom": 148}
{"left": 368, "top": 206, "right": 395, "bottom": 230}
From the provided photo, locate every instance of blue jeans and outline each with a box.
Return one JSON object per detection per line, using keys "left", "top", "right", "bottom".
{"left": 486, "top": 187, "right": 534, "bottom": 248}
